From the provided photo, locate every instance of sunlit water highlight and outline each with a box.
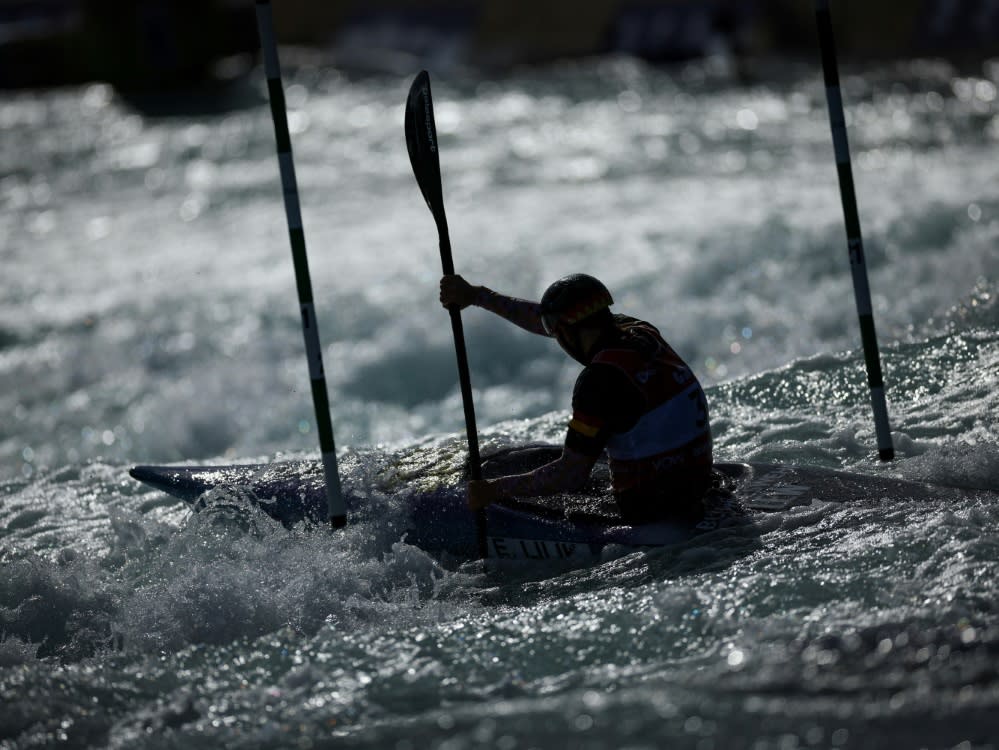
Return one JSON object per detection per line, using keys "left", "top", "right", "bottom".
{"left": 2, "top": 56, "right": 999, "bottom": 748}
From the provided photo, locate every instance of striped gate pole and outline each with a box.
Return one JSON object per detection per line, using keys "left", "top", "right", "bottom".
{"left": 255, "top": 0, "right": 347, "bottom": 524}
{"left": 814, "top": 0, "right": 895, "bottom": 462}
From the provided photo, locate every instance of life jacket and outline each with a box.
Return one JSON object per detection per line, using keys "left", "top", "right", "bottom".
{"left": 590, "top": 319, "right": 713, "bottom": 502}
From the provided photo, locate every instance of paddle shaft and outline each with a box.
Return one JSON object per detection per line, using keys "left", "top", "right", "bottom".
{"left": 814, "top": 0, "right": 894, "bottom": 462}
{"left": 438, "top": 213, "right": 487, "bottom": 559}
{"left": 255, "top": 0, "right": 347, "bottom": 525}
{"left": 437, "top": 220, "right": 483, "bottom": 482}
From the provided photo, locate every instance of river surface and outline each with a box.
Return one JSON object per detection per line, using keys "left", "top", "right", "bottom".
{"left": 2, "top": 55, "right": 998, "bottom": 749}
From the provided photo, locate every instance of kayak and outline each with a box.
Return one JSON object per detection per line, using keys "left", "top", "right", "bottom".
{"left": 129, "top": 445, "right": 951, "bottom": 562}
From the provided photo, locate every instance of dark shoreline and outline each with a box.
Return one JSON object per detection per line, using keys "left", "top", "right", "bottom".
{"left": 2, "top": 0, "right": 997, "bottom": 92}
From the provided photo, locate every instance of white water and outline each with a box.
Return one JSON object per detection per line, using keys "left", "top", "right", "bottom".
{"left": 2, "top": 56, "right": 999, "bottom": 749}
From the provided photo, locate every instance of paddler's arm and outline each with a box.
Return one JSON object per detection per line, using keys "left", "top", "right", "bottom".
{"left": 467, "top": 446, "right": 598, "bottom": 510}
{"left": 466, "top": 367, "right": 628, "bottom": 510}
{"left": 440, "top": 274, "right": 549, "bottom": 337}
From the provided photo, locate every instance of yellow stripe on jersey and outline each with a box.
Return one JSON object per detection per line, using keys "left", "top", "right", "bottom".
{"left": 569, "top": 417, "right": 600, "bottom": 438}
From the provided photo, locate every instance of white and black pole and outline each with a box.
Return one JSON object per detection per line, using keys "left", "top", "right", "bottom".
{"left": 255, "top": 0, "right": 347, "bottom": 524}
{"left": 814, "top": 0, "right": 894, "bottom": 462}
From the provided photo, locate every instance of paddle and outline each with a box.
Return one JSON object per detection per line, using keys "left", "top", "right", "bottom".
{"left": 405, "top": 70, "right": 487, "bottom": 558}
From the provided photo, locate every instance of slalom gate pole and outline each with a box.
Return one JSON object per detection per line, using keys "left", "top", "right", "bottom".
{"left": 814, "top": 0, "right": 894, "bottom": 462}
{"left": 255, "top": 0, "right": 347, "bottom": 525}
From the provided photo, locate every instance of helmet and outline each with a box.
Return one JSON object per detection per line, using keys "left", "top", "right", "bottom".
{"left": 539, "top": 274, "right": 614, "bottom": 335}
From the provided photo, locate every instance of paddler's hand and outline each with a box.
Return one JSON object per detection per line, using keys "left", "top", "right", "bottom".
{"left": 440, "top": 274, "right": 478, "bottom": 310}
{"left": 467, "top": 479, "right": 499, "bottom": 511}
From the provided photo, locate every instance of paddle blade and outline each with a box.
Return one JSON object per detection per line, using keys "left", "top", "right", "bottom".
{"left": 405, "top": 70, "right": 447, "bottom": 222}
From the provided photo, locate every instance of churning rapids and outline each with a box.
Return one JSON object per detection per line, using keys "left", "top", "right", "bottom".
{"left": 2, "top": 55, "right": 999, "bottom": 749}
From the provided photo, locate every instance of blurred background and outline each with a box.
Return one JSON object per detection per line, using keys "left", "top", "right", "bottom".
{"left": 3, "top": 0, "right": 998, "bottom": 92}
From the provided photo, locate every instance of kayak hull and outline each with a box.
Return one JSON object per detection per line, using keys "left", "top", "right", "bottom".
{"left": 129, "top": 445, "right": 944, "bottom": 560}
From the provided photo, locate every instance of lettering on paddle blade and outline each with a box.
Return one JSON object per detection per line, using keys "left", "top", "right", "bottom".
{"left": 420, "top": 87, "right": 437, "bottom": 153}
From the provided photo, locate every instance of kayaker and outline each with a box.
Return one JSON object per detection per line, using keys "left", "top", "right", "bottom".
{"left": 440, "top": 273, "right": 713, "bottom": 524}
